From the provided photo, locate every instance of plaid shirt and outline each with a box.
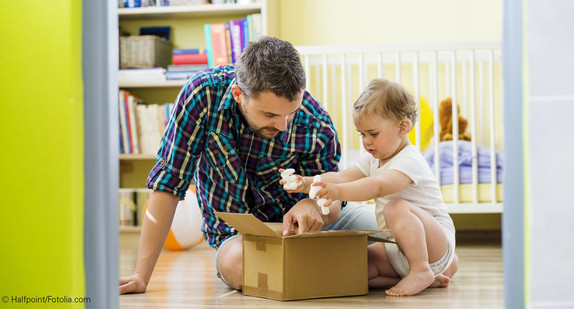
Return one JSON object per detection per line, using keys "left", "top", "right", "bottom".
{"left": 147, "top": 66, "right": 341, "bottom": 248}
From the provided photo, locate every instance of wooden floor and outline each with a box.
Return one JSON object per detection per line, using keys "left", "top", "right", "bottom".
{"left": 119, "top": 233, "right": 504, "bottom": 308}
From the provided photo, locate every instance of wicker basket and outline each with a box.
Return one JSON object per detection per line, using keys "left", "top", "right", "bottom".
{"left": 120, "top": 35, "right": 172, "bottom": 69}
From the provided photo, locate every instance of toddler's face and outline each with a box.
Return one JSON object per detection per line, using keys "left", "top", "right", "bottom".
{"left": 354, "top": 113, "right": 405, "bottom": 163}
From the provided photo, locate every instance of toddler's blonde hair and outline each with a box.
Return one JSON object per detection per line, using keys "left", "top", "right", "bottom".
{"left": 353, "top": 78, "right": 418, "bottom": 130}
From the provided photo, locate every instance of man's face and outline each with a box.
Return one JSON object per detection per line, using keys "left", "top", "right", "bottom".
{"left": 232, "top": 85, "right": 303, "bottom": 139}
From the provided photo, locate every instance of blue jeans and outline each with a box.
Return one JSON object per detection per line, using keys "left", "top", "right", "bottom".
{"left": 322, "top": 202, "right": 378, "bottom": 232}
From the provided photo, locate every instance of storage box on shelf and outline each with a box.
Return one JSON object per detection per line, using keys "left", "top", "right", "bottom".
{"left": 120, "top": 35, "right": 173, "bottom": 69}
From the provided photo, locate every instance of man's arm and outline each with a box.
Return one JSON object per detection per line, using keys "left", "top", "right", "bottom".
{"left": 119, "top": 190, "right": 179, "bottom": 294}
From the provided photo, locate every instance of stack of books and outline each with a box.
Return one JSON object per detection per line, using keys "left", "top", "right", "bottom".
{"left": 166, "top": 48, "right": 209, "bottom": 80}
{"left": 118, "top": 67, "right": 166, "bottom": 84}
{"left": 204, "top": 13, "right": 262, "bottom": 67}
{"left": 118, "top": 90, "right": 174, "bottom": 155}
{"left": 119, "top": 188, "right": 153, "bottom": 227}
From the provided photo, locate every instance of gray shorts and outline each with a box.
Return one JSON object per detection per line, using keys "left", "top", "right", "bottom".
{"left": 215, "top": 202, "right": 378, "bottom": 285}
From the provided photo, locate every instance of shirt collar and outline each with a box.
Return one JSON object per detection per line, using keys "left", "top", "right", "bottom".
{"left": 218, "top": 79, "right": 237, "bottom": 112}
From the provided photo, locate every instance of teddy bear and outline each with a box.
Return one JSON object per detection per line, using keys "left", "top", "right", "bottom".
{"left": 439, "top": 97, "right": 472, "bottom": 142}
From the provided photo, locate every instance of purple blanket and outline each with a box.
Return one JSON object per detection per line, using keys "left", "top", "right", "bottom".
{"left": 422, "top": 141, "right": 504, "bottom": 185}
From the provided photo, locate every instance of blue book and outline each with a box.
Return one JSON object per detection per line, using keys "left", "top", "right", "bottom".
{"left": 204, "top": 24, "right": 214, "bottom": 68}
{"left": 166, "top": 71, "right": 200, "bottom": 80}
{"left": 241, "top": 18, "right": 249, "bottom": 48}
{"left": 140, "top": 26, "right": 171, "bottom": 41}
{"left": 173, "top": 48, "right": 206, "bottom": 55}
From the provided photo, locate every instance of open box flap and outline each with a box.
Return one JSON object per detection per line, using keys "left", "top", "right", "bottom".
{"left": 216, "top": 212, "right": 390, "bottom": 240}
{"left": 215, "top": 212, "right": 280, "bottom": 238}
{"left": 284, "top": 229, "right": 379, "bottom": 238}
{"left": 368, "top": 235, "right": 396, "bottom": 244}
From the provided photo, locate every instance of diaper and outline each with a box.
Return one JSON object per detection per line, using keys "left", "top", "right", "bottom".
{"left": 384, "top": 239, "right": 454, "bottom": 278}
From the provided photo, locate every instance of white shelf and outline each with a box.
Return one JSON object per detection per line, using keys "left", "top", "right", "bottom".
{"left": 119, "top": 226, "right": 142, "bottom": 233}
{"left": 119, "top": 154, "right": 157, "bottom": 160}
{"left": 118, "top": 3, "right": 263, "bottom": 19}
{"left": 119, "top": 80, "right": 187, "bottom": 88}
{"left": 447, "top": 203, "right": 503, "bottom": 214}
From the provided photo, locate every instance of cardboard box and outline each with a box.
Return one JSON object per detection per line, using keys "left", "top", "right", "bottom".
{"left": 215, "top": 212, "right": 388, "bottom": 301}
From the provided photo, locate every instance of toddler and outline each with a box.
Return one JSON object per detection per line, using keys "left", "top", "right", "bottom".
{"left": 281, "top": 78, "right": 456, "bottom": 296}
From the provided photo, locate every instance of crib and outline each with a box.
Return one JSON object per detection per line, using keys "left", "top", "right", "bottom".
{"left": 296, "top": 43, "right": 503, "bottom": 214}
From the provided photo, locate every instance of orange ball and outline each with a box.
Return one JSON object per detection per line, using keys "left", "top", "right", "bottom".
{"left": 144, "top": 186, "right": 204, "bottom": 250}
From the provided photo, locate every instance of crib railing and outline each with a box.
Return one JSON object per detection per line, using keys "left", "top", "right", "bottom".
{"left": 296, "top": 43, "right": 503, "bottom": 213}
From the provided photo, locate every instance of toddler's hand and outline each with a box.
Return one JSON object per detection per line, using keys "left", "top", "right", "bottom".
{"left": 309, "top": 175, "right": 330, "bottom": 215}
{"left": 314, "top": 181, "right": 340, "bottom": 208}
{"left": 279, "top": 168, "right": 304, "bottom": 192}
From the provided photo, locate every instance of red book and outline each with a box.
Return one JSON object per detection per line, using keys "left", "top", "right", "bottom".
{"left": 210, "top": 23, "right": 230, "bottom": 66}
{"left": 172, "top": 53, "right": 209, "bottom": 65}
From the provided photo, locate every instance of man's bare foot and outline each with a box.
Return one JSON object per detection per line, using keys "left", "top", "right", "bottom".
{"left": 429, "top": 274, "right": 450, "bottom": 288}
{"left": 385, "top": 267, "right": 434, "bottom": 296}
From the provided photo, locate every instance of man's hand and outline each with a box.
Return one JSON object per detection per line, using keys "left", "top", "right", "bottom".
{"left": 282, "top": 199, "right": 325, "bottom": 236}
{"left": 278, "top": 168, "right": 306, "bottom": 193}
{"left": 119, "top": 274, "right": 147, "bottom": 295}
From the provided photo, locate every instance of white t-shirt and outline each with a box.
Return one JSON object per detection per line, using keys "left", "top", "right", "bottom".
{"left": 355, "top": 145, "right": 456, "bottom": 245}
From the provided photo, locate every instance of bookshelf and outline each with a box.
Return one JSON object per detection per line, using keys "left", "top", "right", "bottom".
{"left": 117, "top": 1, "right": 277, "bottom": 230}
{"left": 119, "top": 80, "right": 187, "bottom": 88}
{"left": 118, "top": 3, "right": 264, "bottom": 19}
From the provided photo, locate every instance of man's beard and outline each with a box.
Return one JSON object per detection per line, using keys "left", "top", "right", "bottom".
{"left": 240, "top": 103, "right": 281, "bottom": 139}
{"left": 253, "top": 126, "right": 280, "bottom": 139}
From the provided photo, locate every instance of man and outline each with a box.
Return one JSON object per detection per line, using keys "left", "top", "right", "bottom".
{"left": 119, "top": 36, "right": 379, "bottom": 293}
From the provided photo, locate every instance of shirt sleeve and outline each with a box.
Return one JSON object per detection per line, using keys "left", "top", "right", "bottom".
{"left": 387, "top": 147, "right": 425, "bottom": 185}
{"left": 355, "top": 152, "right": 373, "bottom": 177}
{"left": 296, "top": 93, "right": 342, "bottom": 175}
{"left": 146, "top": 74, "right": 210, "bottom": 199}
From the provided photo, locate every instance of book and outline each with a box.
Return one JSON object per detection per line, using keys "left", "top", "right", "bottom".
{"left": 210, "top": 23, "right": 230, "bottom": 66}
{"left": 118, "top": 189, "right": 136, "bottom": 227}
{"left": 135, "top": 103, "right": 173, "bottom": 154}
{"left": 166, "top": 71, "right": 200, "bottom": 80}
{"left": 127, "top": 94, "right": 140, "bottom": 154}
{"left": 118, "top": 90, "right": 130, "bottom": 154}
{"left": 135, "top": 105, "right": 149, "bottom": 154}
{"left": 167, "top": 64, "right": 209, "bottom": 72}
{"left": 118, "top": 68, "right": 166, "bottom": 84}
{"left": 247, "top": 14, "right": 254, "bottom": 42}
{"left": 228, "top": 19, "right": 243, "bottom": 64}
{"left": 118, "top": 114, "right": 124, "bottom": 154}
{"left": 173, "top": 48, "right": 206, "bottom": 55}
{"left": 224, "top": 22, "right": 233, "bottom": 65}
{"left": 251, "top": 13, "right": 262, "bottom": 41}
{"left": 204, "top": 24, "right": 214, "bottom": 67}
{"left": 241, "top": 17, "right": 249, "bottom": 48}
{"left": 135, "top": 189, "right": 153, "bottom": 226}
{"left": 140, "top": 26, "right": 171, "bottom": 41}
{"left": 172, "top": 53, "right": 208, "bottom": 65}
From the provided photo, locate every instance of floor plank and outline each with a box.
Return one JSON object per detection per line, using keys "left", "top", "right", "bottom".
{"left": 120, "top": 233, "right": 504, "bottom": 308}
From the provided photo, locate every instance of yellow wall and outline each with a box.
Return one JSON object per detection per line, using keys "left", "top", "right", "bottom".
{"left": 278, "top": 0, "right": 502, "bottom": 45}
{"left": 0, "top": 1, "right": 85, "bottom": 307}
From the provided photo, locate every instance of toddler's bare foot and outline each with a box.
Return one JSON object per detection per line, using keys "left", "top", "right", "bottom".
{"left": 385, "top": 267, "right": 434, "bottom": 296}
{"left": 429, "top": 274, "right": 450, "bottom": 288}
